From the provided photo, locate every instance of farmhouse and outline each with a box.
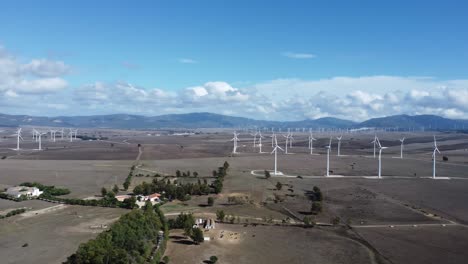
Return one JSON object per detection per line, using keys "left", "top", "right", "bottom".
{"left": 5, "top": 186, "right": 43, "bottom": 199}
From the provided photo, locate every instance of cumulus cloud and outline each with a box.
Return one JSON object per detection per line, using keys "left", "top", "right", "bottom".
{"left": 0, "top": 46, "right": 69, "bottom": 96}
{"left": 282, "top": 51, "right": 316, "bottom": 59}
{"left": 22, "top": 59, "right": 70, "bottom": 77}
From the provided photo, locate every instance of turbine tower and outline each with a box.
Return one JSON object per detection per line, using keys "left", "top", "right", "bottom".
{"left": 399, "top": 137, "right": 405, "bottom": 159}
{"left": 258, "top": 131, "right": 265, "bottom": 153}
{"left": 289, "top": 133, "right": 294, "bottom": 148}
{"left": 13, "top": 128, "right": 23, "bottom": 151}
{"left": 231, "top": 132, "right": 240, "bottom": 154}
{"left": 68, "top": 129, "right": 74, "bottom": 142}
{"left": 251, "top": 131, "right": 258, "bottom": 148}
{"left": 283, "top": 133, "right": 289, "bottom": 154}
{"left": 432, "top": 136, "right": 441, "bottom": 179}
{"left": 271, "top": 136, "right": 284, "bottom": 175}
{"left": 336, "top": 135, "right": 343, "bottom": 156}
{"left": 371, "top": 134, "right": 378, "bottom": 158}
{"left": 270, "top": 132, "right": 276, "bottom": 147}
{"left": 309, "top": 133, "right": 317, "bottom": 155}
{"left": 36, "top": 131, "right": 47, "bottom": 150}
{"left": 325, "top": 137, "right": 332, "bottom": 177}
{"left": 377, "top": 137, "right": 388, "bottom": 179}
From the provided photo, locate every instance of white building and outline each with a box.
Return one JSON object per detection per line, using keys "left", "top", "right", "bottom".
{"left": 5, "top": 186, "right": 43, "bottom": 199}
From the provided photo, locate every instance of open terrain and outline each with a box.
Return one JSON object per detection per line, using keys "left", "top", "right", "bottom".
{"left": 0, "top": 129, "right": 467, "bottom": 263}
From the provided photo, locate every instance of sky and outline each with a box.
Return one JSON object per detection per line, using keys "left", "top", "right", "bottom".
{"left": 0, "top": 0, "right": 468, "bottom": 121}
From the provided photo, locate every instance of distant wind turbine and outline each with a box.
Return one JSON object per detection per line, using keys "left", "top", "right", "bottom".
{"left": 399, "top": 137, "right": 405, "bottom": 159}
{"left": 271, "top": 135, "right": 284, "bottom": 175}
{"left": 325, "top": 137, "right": 332, "bottom": 177}
{"left": 432, "top": 136, "right": 441, "bottom": 179}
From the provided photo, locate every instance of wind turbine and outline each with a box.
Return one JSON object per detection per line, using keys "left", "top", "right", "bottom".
{"left": 371, "top": 134, "right": 378, "bottom": 158}
{"left": 50, "top": 129, "right": 57, "bottom": 142}
{"left": 325, "top": 137, "right": 332, "bottom": 177}
{"left": 336, "top": 135, "right": 343, "bottom": 156}
{"left": 399, "top": 137, "right": 405, "bottom": 159}
{"left": 271, "top": 136, "right": 284, "bottom": 175}
{"left": 36, "top": 131, "right": 47, "bottom": 150}
{"left": 13, "top": 128, "right": 23, "bottom": 151}
{"left": 289, "top": 133, "right": 294, "bottom": 148}
{"left": 231, "top": 132, "right": 240, "bottom": 154}
{"left": 282, "top": 133, "right": 289, "bottom": 154}
{"left": 377, "top": 137, "right": 387, "bottom": 179}
{"left": 60, "top": 128, "right": 64, "bottom": 140}
{"left": 432, "top": 136, "right": 441, "bottom": 179}
{"left": 270, "top": 133, "right": 276, "bottom": 147}
{"left": 68, "top": 129, "right": 74, "bottom": 142}
{"left": 258, "top": 131, "right": 265, "bottom": 153}
{"left": 251, "top": 131, "right": 258, "bottom": 148}
{"left": 308, "top": 133, "right": 317, "bottom": 155}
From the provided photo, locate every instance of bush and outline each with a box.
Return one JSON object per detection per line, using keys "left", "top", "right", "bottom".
{"left": 216, "top": 210, "right": 225, "bottom": 222}
{"left": 162, "top": 256, "right": 170, "bottom": 264}
{"left": 210, "top": 256, "right": 218, "bottom": 263}
{"left": 276, "top": 182, "right": 283, "bottom": 190}
{"left": 264, "top": 170, "right": 271, "bottom": 179}
{"left": 207, "top": 197, "right": 214, "bottom": 206}
{"left": 190, "top": 228, "right": 204, "bottom": 244}
{"left": 311, "top": 201, "right": 322, "bottom": 215}
{"left": 443, "top": 156, "right": 449, "bottom": 161}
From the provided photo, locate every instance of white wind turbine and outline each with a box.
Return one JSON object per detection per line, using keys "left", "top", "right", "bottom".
{"left": 336, "top": 135, "right": 343, "bottom": 156}
{"left": 50, "top": 129, "right": 58, "bottom": 142}
{"left": 36, "top": 131, "right": 47, "bottom": 150}
{"left": 289, "top": 132, "right": 294, "bottom": 148}
{"left": 60, "top": 128, "right": 65, "bottom": 140}
{"left": 371, "top": 134, "right": 378, "bottom": 158}
{"left": 325, "top": 137, "right": 332, "bottom": 177}
{"left": 68, "top": 129, "right": 74, "bottom": 142}
{"left": 399, "top": 137, "right": 405, "bottom": 159}
{"left": 74, "top": 129, "right": 78, "bottom": 140}
{"left": 231, "top": 132, "right": 240, "bottom": 154}
{"left": 271, "top": 135, "right": 284, "bottom": 175}
{"left": 258, "top": 131, "right": 265, "bottom": 153}
{"left": 251, "top": 131, "right": 258, "bottom": 148}
{"left": 377, "top": 137, "right": 387, "bottom": 179}
{"left": 432, "top": 136, "right": 441, "bottom": 179}
{"left": 13, "top": 128, "right": 23, "bottom": 151}
{"left": 270, "top": 132, "right": 276, "bottom": 147}
{"left": 282, "top": 133, "right": 290, "bottom": 154}
{"left": 308, "top": 133, "right": 317, "bottom": 155}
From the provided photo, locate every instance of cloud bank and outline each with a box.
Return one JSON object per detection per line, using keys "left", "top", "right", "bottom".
{"left": 1, "top": 46, "right": 468, "bottom": 121}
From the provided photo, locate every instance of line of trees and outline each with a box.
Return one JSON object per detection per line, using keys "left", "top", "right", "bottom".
{"left": 20, "top": 182, "right": 71, "bottom": 196}
{"left": 123, "top": 165, "right": 136, "bottom": 190}
{"left": 40, "top": 191, "right": 137, "bottom": 209}
{"left": 65, "top": 202, "right": 168, "bottom": 264}
{"left": 0, "top": 208, "right": 26, "bottom": 219}
{"left": 133, "top": 161, "right": 230, "bottom": 201}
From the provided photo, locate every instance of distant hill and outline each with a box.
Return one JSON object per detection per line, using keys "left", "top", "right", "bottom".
{"left": 359, "top": 114, "right": 468, "bottom": 130}
{"left": 0, "top": 112, "right": 467, "bottom": 130}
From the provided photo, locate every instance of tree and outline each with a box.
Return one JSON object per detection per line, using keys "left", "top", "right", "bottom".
{"left": 100, "top": 187, "right": 107, "bottom": 197}
{"left": 210, "top": 256, "right": 218, "bottom": 263}
{"left": 223, "top": 161, "right": 230, "bottom": 170}
{"left": 123, "top": 181, "right": 130, "bottom": 190}
{"left": 193, "top": 171, "right": 199, "bottom": 177}
{"left": 276, "top": 181, "right": 283, "bottom": 190}
{"left": 331, "top": 216, "right": 341, "bottom": 225}
{"left": 313, "top": 186, "right": 323, "bottom": 201}
{"left": 162, "top": 256, "right": 170, "bottom": 264}
{"left": 112, "top": 184, "right": 119, "bottom": 193}
{"left": 265, "top": 170, "right": 271, "bottom": 179}
{"left": 303, "top": 216, "right": 315, "bottom": 227}
{"left": 207, "top": 197, "right": 214, "bottom": 206}
{"left": 311, "top": 201, "right": 322, "bottom": 215}
{"left": 176, "top": 170, "right": 181, "bottom": 177}
{"left": 216, "top": 210, "right": 225, "bottom": 222}
{"left": 190, "top": 228, "right": 204, "bottom": 244}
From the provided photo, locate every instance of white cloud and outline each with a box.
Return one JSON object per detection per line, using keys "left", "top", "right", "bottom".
{"left": 22, "top": 59, "right": 70, "bottom": 77}
{"left": 178, "top": 58, "right": 198, "bottom": 64}
{"left": 282, "top": 52, "right": 316, "bottom": 59}
{"left": 0, "top": 46, "right": 69, "bottom": 95}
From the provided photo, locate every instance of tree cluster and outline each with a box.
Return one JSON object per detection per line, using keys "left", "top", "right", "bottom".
{"left": 66, "top": 202, "right": 167, "bottom": 264}
{"left": 0, "top": 208, "right": 26, "bottom": 219}
{"left": 20, "top": 182, "right": 70, "bottom": 196}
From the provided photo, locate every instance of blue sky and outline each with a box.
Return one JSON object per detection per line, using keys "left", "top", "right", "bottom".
{"left": 0, "top": 1, "right": 468, "bottom": 120}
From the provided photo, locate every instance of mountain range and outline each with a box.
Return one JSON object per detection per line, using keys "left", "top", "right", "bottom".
{"left": 0, "top": 112, "right": 467, "bottom": 130}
